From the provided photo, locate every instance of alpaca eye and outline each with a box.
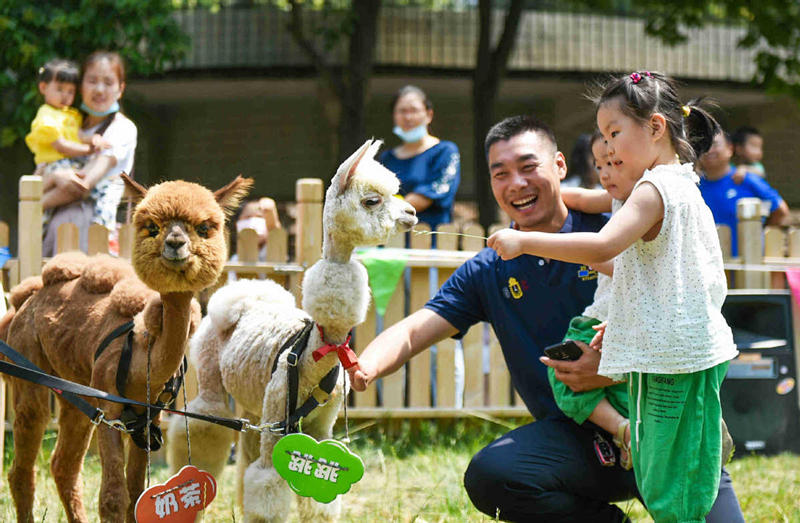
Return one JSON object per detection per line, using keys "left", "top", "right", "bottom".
{"left": 361, "top": 196, "right": 383, "bottom": 208}
{"left": 145, "top": 223, "right": 159, "bottom": 237}
{"left": 195, "top": 223, "right": 209, "bottom": 238}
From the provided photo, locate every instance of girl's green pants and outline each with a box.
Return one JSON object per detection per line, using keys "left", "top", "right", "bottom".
{"left": 628, "top": 362, "right": 729, "bottom": 523}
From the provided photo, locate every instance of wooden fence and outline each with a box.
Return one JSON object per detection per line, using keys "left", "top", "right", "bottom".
{"left": 1, "top": 182, "right": 799, "bottom": 433}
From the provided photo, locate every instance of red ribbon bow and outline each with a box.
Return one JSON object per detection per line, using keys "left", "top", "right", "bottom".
{"left": 311, "top": 325, "right": 359, "bottom": 369}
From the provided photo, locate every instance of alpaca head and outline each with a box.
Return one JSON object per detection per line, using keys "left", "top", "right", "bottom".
{"left": 123, "top": 174, "right": 252, "bottom": 293}
{"left": 323, "top": 139, "right": 417, "bottom": 257}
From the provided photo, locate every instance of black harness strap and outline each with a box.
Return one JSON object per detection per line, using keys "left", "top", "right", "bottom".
{"left": 0, "top": 339, "right": 248, "bottom": 432}
{"left": 0, "top": 339, "right": 103, "bottom": 423}
{"left": 266, "top": 319, "right": 344, "bottom": 435}
{"left": 272, "top": 365, "right": 339, "bottom": 435}
{"left": 271, "top": 319, "right": 315, "bottom": 376}
{"left": 94, "top": 321, "right": 187, "bottom": 451}
{"left": 94, "top": 321, "right": 135, "bottom": 361}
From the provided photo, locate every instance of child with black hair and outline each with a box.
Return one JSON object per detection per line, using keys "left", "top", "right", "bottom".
{"left": 731, "top": 125, "right": 766, "bottom": 178}
{"left": 25, "top": 58, "right": 109, "bottom": 205}
{"left": 489, "top": 71, "right": 738, "bottom": 522}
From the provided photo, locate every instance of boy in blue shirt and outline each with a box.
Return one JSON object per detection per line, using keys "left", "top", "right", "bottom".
{"left": 698, "top": 130, "right": 789, "bottom": 256}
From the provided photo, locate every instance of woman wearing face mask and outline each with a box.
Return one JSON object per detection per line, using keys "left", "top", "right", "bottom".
{"left": 379, "top": 85, "right": 461, "bottom": 231}
{"left": 41, "top": 50, "right": 137, "bottom": 257}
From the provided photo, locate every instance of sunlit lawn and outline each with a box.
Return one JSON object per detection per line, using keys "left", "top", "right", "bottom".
{"left": 1, "top": 419, "right": 798, "bottom": 522}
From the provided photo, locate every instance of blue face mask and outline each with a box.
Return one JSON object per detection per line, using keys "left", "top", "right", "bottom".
{"left": 80, "top": 101, "right": 119, "bottom": 117}
{"left": 393, "top": 124, "right": 427, "bottom": 143}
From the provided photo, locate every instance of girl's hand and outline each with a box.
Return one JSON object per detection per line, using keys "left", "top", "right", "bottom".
{"left": 590, "top": 321, "right": 607, "bottom": 351}
{"left": 487, "top": 229, "right": 527, "bottom": 260}
{"left": 90, "top": 134, "right": 112, "bottom": 152}
{"left": 732, "top": 165, "right": 747, "bottom": 185}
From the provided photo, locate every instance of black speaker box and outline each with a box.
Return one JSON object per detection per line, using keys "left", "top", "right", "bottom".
{"left": 720, "top": 290, "right": 800, "bottom": 455}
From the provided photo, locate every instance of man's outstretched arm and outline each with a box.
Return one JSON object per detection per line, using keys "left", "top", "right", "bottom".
{"left": 348, "top": 308, "right": 458, "bottom": 391}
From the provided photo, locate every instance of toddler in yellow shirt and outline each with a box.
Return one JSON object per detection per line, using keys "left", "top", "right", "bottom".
{"left": 25, "top": 59, "right": 109, "bottom": 204}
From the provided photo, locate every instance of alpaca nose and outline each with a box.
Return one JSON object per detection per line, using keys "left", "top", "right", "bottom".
{"left": 405, "top": 206, "right": 416, "bottom": 217}
{"left": 163, "top": 222, "right": 190, "bottom": 261}
{"left": 166, "top": 237, "right": 185, "bottom": 250}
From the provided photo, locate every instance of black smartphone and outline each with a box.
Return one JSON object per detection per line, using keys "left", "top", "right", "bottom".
{"left": 543, "top": 340, "right": 583, "bottom": 361}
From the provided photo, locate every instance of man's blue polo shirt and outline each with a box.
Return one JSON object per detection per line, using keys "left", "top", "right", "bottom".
{"left": 698, "top": 167, "right": 784, "bottom": 256}
{"left": 425, "top": 210, "right": 608, "bottom": 420}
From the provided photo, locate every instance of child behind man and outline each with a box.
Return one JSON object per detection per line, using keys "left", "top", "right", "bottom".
{"left": 549, "top": 131, "right": 632, "bottom": 469}
{"left": 731, "top": 126, "right": 765, "bottom": 178}
{"left": 24, "top": 58, "right": 109, "bottom": 207}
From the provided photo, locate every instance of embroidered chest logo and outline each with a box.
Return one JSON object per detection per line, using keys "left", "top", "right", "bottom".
{"left": 577, "top": 265, "right": 598, "bottom": 281}
{"left": 505, "top": 277, "right": 525, "bottom": 299}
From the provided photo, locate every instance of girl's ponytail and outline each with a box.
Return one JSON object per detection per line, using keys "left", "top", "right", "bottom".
{"left": 681, "top": 98, "right": 720, "bottom": 161}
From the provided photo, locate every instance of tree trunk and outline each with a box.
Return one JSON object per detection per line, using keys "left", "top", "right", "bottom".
{"left": 472, "top": 0, "right": 524, "bottom": 230}
{"left": 338, "top": 0, "right": 381, "bottom": 162}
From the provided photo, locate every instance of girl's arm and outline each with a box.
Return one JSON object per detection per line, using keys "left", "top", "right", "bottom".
{"left": 561, "top": 187, "right": 612, "bottom": 214}
{"left": 77, "top": 154, "right": 116, "bottom": 190}
{"left": 51, "top": 138, "right": 93, "bottom": 158}
{"left": 591, "top": 260, "right": 613, "bottom": 276}
{"left": 488, "top": 182, "right": 664, "bottom": 264}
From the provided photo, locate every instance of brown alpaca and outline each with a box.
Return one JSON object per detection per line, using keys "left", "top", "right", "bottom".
{"left": 2, "top": 174, "right": 251, "bottom": 522}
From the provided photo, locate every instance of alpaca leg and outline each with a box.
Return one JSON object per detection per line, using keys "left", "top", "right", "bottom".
{"left": 49, "top": 400, "right": 94, "bottom": 523}
{"left": 8, "top": 380, "right": 50, "bottom": 522}
{"left": 167, "top": 396, "right": 234, "bottom": 478}
{"left": 126, "top": 444, "right": 148, "bottom": 523}
{"left": 97, "top": 424, "right": 130, "bottom": 522}
{"left": 242, "top": 433, "right": 292, "bottom": 523}
{"left": 237, "top": 410, "right": 262, "bottom": 509}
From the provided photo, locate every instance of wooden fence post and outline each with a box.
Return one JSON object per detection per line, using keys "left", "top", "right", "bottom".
{"left": 461, "top": 223, "right": 486, "bottom": 408}
{"left": 18, "top": 176, "right": 43, "bottom": 280}
{"left": 293, "top": 179, "right": 324, "bottom": 304}
{"left": 735, "top": 198, "right": 764, "bottom": 289}
{"left": 764, "top": 226, "right": 786, "bottom": 289}
{"left": 408, "top": 224, "right": 432, "bottom": 407}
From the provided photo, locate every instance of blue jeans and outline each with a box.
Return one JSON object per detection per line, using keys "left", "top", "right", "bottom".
{"left": 463, "top": 417, "right": 744, "bottom": 522}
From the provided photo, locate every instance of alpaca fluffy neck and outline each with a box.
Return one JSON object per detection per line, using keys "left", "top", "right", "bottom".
{"left": 322, "top": 231, "right": 355, "bottom": 264}
{"left": 132, "top": 291, "right": 193, "bottom": 389}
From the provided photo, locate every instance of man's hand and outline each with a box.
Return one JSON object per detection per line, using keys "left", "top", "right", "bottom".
{"left": 541, "top": 340, "right": 614, "bottom": 392}
{"left": 487, "top": 229, "right": 527, "bottom": 260}
{"left": 347, "top": 360, "right": 375, "bottom": 392}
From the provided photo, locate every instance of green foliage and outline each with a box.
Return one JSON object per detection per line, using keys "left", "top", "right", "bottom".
{"left": 584, "top": 0, "right": 800, "bottom": 98}
{"left": 0, "top": 0, "right": 189, "bottom": 147}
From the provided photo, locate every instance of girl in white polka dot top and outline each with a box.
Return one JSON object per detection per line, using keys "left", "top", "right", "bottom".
{"left": 487, "top": 72, "right": 738, "bottom": 523}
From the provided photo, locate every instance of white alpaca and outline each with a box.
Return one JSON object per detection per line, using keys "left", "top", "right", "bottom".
{"left": 167, "top": 139, "right": 417, "bottom": 522}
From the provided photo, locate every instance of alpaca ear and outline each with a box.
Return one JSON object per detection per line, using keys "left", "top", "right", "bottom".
{"left": 334, "top": 139, "right": 381, "bottom": 195}
{"left": 214, "top": 175, "right": 254, "bottom": 216}
{"left": 121, "top": 173, "right": 147, "bottom": 204}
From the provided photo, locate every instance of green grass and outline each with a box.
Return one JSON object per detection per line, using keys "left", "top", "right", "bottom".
{"left": 2, "top": 420, "right": 799, "bottom": 522}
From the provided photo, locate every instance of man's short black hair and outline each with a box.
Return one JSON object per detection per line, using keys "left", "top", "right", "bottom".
{"left": 484, "top": 115, "right": 558, "bottom": 158}
{"left": 731, "top": 126, "right": 761, "bottom": 146}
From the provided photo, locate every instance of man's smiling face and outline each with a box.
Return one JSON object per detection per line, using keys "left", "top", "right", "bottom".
{"left": 488, "top": 130, "right": 568, "bottom": 232}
